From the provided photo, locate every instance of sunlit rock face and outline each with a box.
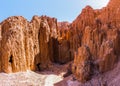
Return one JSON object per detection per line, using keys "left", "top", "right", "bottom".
{"left": 0, "top": 16, "right": 72, "bottom": 73}
{"left": 0, "top": 16, "right": 28, "bottom": 73}
{"left": 0, "top": 16, "right": 59, "bottom": 73}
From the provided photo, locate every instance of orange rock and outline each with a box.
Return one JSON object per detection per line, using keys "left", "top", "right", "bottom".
{"left": 71, "top": 0, "right": 120, "bottom": 82}
{"left": 72, "top": 46, "right": 93, "bottom": 83}
{"left": 99, "top": 40, "right": 117, "bottom": 72}
{"left": 0, "top": 16, "right": 58, "bottom": 73}
{"left": 0, "top": 0, "right": 120, "bottom": 84}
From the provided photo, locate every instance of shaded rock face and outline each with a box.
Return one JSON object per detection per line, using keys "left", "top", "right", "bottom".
{"left": 56, "top": 22, "right": 72, "bottom": 64}
{"left": 99, "top": 40, "right": 117, "bottom": 73}
{"left": 72, "top": 46, "right": 93, "bottom": 82}
{"left": 70, "top": 0, "right": 120, "bottom": 82}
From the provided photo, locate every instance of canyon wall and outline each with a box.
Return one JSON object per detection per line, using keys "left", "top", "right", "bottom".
{"left": 71, "top": 0, "right": 120, "bottom": 82}
{"left": 0, "top": 0, "right": 120, "bottom": 83}
{"left": 0, "top": 16, "right": 72, "bottom": 73}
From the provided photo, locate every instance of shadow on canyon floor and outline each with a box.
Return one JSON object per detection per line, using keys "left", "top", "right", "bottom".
{"left": 0, "top": 59, "right": 120, "bottom": 86}
{"left": 54, "top": 58, "right": 120, "bottom": 86}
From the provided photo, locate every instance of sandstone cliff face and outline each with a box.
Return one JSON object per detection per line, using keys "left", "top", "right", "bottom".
{"left": 0, "top": 16, "right": 59, "bottom": 73}
{"left": 99, "top": 40, "right": 117, "bottom": 73}
{"left": 0, "top": 16, "right": 73, "bottom": 73}
{"left": 57, "top": 22, "right": 72, "bottom": 64}
{"left": 72, "top": 46, "right": 93, "bottom": 82}
{"left": 0, "top": 17, "right": 28, "bottom": 73}
{"left": 0, "top": 0, "right": 120, "bottom": 84}
{"left": 71, "top": 0, "right": 120, "bottom": 82}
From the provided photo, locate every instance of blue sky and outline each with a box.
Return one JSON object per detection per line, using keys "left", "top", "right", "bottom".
{"left": 0, "top": 0, "right": 109, "bottom": 22}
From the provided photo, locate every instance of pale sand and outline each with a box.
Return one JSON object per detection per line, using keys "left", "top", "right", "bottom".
{"left": 0, "top": 70, "right": 63, "bottom": 86}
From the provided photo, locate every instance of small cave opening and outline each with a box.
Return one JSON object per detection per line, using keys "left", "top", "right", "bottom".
{"left": 36, "top": 63, "right": 41, "bottom": 71}
{"left": 9, "top": 55, "right": 13, "bottom": 63}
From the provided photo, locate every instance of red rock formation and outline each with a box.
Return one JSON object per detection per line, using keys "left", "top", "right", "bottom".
{"left": 58, "top": 22, "right": 70, "bottom": 30}
{"left": 55, "top": 22, "right": 72, "bottom": 64}
{"left": 0, "top": 16, "right": 28, "bottom": 73}
{"left": 0, "top": 0, "right": 120, "bottom": 84}
{"left": 99, "top": 40, "right": 117, "bottom": 73}
{"left": 71, "top": 0, "right": 120, "bottom": 82}
{"left": 72, "top": 46, "right": 93, "bottom": 82}
{"left": 0, "top": 16, "right": 72, "bottom": 73}
{"left": 0, "top": 16, "right": 59, "bottom": 73}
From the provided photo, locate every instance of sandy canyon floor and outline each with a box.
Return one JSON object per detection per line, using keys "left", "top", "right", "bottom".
{"left": 0, "top": 61, "right": 120, "bottom": 86}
